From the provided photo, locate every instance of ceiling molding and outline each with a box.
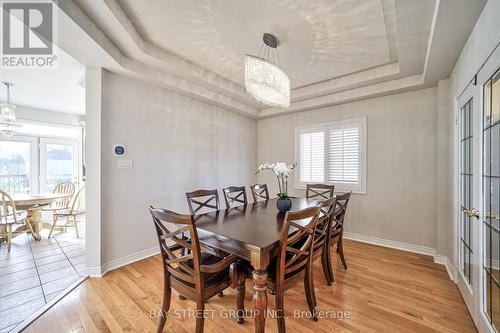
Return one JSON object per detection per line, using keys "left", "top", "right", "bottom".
{"left": 57, "top": 0, "right": 486, "bottom": 119}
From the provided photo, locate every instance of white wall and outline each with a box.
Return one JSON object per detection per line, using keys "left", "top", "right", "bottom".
{"left": 100, "top": 71, "right": 257, "bottom": 265}
{"left": 257, "top": 88, "right": 440, "bottom": 249}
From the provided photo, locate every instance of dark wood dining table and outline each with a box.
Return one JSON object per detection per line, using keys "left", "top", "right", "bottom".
{"left": 192, "top": 197, "right": 321, "bottom": 333}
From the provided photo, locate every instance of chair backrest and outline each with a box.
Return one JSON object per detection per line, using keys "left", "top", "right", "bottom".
{"left": 332, "top": 192, "right": 351, "bottom": 229}
{"left": 149, "top": 206, "right": 202, "bottom": 290}
{"left": 186, "top": 189, "right": 220, "bottom": 215}
{"left": 250, "top": 184, "right": 270, "bottom": 202}
{"left": 312, "top": 197, "right": 337, "bottom": 258}
{"left": 306, "top": 184, "right": 335, "bottom": 200}
{"left": 0, "top": 190, "right": 18, "bottom": 225}
{"left": 70, "top": 186, "right": 86, "bottom": 214}
{"left": 51, "top": 182, "right": 75, "bottom": 209}
{"left": 223, "top": 186, "right": 247, "bottom": 208}
{"left": 277, "top": 206, "right": 321, "bottom": 283}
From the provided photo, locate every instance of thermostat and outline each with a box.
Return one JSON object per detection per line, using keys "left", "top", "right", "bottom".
{"left": 113, "top": 145, "right": 126, "bottom": 155}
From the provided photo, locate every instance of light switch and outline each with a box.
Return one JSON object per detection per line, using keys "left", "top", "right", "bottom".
{"left": 117, "top": 158, "right": 133, "bottom": 169}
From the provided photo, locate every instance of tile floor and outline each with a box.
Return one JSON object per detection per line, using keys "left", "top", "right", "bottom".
{"left": 0, "top": 221, "right": 86, "bottom": 332}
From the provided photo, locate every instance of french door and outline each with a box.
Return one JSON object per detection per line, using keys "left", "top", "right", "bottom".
{"left": 483, "top": 68, "right": 500, "bottom": 332}
{"left": 456, "top": 84, "right": 482, "bottom": 327}
{"left": 456, "top": 58, "right": 500, "bottom": 332}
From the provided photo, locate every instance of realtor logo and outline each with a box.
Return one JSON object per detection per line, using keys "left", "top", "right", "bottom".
{"left": 1, "top": 0, "right": 57, "bottom": 68}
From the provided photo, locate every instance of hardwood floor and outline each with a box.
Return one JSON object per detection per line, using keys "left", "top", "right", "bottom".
{"left": 25, "top": 240, "right": 476, "bottom": 333}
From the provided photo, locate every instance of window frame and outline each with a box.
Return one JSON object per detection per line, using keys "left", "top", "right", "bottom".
{"left": 294, "top": 117, "right": 367, "bottom": 194}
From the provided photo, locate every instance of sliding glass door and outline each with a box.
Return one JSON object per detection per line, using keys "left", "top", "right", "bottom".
{"left": 39, "top": 138, "right": 78, "bottom": 193}
{"left": 0, "top": 136, "right": 37, "bottom": 194}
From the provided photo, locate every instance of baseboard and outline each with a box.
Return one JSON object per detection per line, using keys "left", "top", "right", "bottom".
{"left": 343, "top": 232, "right": 436, "bottom": 256}
{"left": 344, "top": 232, "right": 454, "bottom": 281}
{"left": 100, "top": 246, "right": 160, "bottom": 276}
{"left": 85, "top": 266, "right": 104, "bottom": 277}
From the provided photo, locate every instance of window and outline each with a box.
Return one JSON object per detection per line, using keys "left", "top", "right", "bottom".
{"left": 0, "top": 121, "right": 82, "bottom": 195}
{"left": 295, "top": 118, "right": 366, "bottom": 193}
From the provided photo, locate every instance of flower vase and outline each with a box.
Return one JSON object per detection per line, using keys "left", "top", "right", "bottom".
{"left": 276, "top": 198, "right": 292, "bottom": 213}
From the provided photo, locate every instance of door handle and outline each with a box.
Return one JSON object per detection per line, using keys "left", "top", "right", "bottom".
{"left": 462, "top": 208, "right": 480, "bottom": 219}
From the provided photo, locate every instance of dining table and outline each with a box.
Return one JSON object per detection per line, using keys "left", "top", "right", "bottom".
{"left": 11, "top": 193, "right": 72, "bottom": 240}
{"left": 192, "top": 197, "right": 321, "bottom": 333}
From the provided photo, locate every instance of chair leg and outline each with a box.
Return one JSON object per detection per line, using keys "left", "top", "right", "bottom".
{"left": 321, "top": 244, "right": 333, "bottom": 285}
{"left": 304, "top": 267, "right": 318, "bottom": 321}
{"left": 338, "top": 237, "right": 347, "bottom": 269}
{"left": 195, "top": 300, "right": 205, "bottom": 333}
{"left": 73, "top": 216, "right": 79, "bottom": 238}
{"left": 48, "top": 215, "right": 59, "bottom": 239}
{"left": 236, "top": 271, "right": 246, "bottom": 324}
{"left": 7, "top": 225, "right": 12, "bottom": 252}
{"left": 275, "top": 287, "right": 286, "bottom": 333}
{"left": 156, "top": 281, "right": 171, "bottom": 333}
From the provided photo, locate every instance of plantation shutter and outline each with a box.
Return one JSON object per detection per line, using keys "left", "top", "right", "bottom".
{"left": 329, "top": 124, "right": 360, "bottom": 184}
{"left": 298, "top": 130, "right": 324, "bottom": 183}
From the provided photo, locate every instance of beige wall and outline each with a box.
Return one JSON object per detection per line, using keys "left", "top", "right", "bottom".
{"left": 257, "top": 88, "right": 440, "bottom": 249}
{"left": 100, "top": 71, "right": 257, "bottom": 264}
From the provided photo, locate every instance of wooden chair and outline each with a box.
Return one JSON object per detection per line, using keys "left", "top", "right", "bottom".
{"left": 250, "top": 184, "right": 270, "bottom": 202}
{"left": 0, "top": 190, "right": 35, "bottom": 252}
{"left": 48, "top": 186, "right": 85, "bottom": 238}
{"left": 324, "top": 192, "right": 352, "bottom": 283}
{"left": 239, "top": 206, "right": 321, "bottom": 332}
{"left": 306, "top": 184, "right": 335, "bottom": 200}
{"left": 186, "top": 189, "right": 220, "bottom": 215}
{"left": 42, "top": 181, "right": 75, "bottom": 222}
{"left": 149, "top": 206, "right": 241, "bottom": 333}
{"left": 222, "top": 186, "right": 247, "bottom": 208}
{"left": 313, "top": 197, "right": 337, "bottom": 288}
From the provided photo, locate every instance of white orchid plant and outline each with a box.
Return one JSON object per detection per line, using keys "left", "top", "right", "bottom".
{"left": 255, "top": 162, "right": 297, "bottom": 200}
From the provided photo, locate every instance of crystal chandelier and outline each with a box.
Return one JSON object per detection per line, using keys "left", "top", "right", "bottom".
{"left": 244, "top": 33, "right": 290, "bottom": 108}
{"left": 0, "top": 82, "right": 21, "bottom": 137}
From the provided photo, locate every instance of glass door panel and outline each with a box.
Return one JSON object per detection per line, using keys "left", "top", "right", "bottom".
{"left": 461, "top": 98, "right": 474, "bottom": 284}
{"left": 0, "top": 137, "right": 37, "bottom": 195}
{"left": 484, "top": 68, "right": 500, "bottom": 331}
{"left": 40, "top": 138, "right": 78, "bottom": 193}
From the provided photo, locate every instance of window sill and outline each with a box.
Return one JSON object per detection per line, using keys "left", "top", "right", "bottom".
{"left": 294, "top": 184, "right": 366, "bottom": 195}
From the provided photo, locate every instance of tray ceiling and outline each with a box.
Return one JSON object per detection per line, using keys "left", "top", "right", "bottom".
{"left": 61, "top": 0, "right": 487, "bottom": 118}
{"left": 118, "top": 0, "right": 395, "bottom": 89}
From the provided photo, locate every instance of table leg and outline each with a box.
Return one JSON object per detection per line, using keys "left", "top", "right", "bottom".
{"left": 27, "top": 208, "right": 42, "bottom": 241}
{"left": 252, "top": 268, "right": 268, "bottom": 333}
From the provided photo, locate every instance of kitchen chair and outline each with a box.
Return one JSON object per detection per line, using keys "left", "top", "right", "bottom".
{"left": 48, "top": 186, "right": 85, "bottom": 238}
{"left": 250, "top": 184, "right": 270, "bottom": 202}
{"left": 186, "top": 189, "right": 220, "bottom": 214}
{"left": 238, "top": 206, "right": 321, "bottom": 332}
{"left": 149, "top": 206, "right": 241, "bottom": 333}
{"left": 312, "top": 197, "right": 336, "bottom": 288}
{"left": 324, "top": 192, "right": 352, "bottom": 283}
{"left": 0, "top": 190, "right": 34, "bottom": 252}
{"left": 222, "top": 186, "right": 247, "bottom": 208}
{"left": 42, "top": 181, "right": 75, "bottom": 222}
{"left": 306, "top": 184, "right": 335, "bottom": 200}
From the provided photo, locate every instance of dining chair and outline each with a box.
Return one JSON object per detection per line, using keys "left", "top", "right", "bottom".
{"left": 149, "top": 206, "right": 242, "bottom": 333}
{"left": 324, "top": 192, "right": 352, "bottom": 283}
{"left": 0, "top": 190, "right": 34, "bottom": 252}
{"left": 42, "top": 181, "right": 75, "bottom": 223}
{"left": 306, "top": 184, "right": 335, "bottom": 200}
{"left": 250, "top": 184, "right": 270, "bottom": 202}
{"left": 186, "top": 189, "right": 220, "bottom": 215}
{"left": 222, "top": 186, "right": 247, "bottom": 208}
{"left": 311, "top": 197, "right": 337, "bottom": 289}
{"left": 238, "top": 206, "right": 321, "bottom": 332}
{"left": 48, "top": 186, "right": 85, "bottom": 238}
